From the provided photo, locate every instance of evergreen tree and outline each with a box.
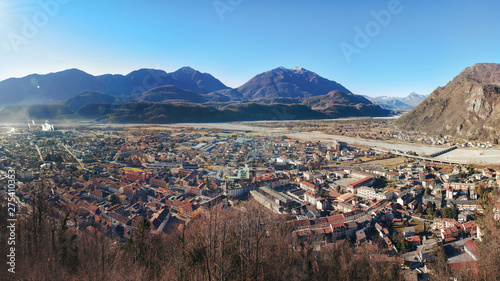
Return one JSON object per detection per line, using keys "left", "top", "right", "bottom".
{"left": 430, "top": 244, "right": 450, "bottom": 280}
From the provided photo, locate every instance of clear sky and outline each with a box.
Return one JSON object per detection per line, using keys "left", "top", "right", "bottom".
{"left": 0, "top": 0, "right": 499, "bottom": 97}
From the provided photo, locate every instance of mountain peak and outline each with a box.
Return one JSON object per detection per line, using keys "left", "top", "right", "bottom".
{"left": 292, "top": 66, "right": 306, "bottom": 73}
{"left": 273, "top": 66, "right": 309, "bottom": 73}
{"left": 274, "top": 66, "right": 290, "bottom": 73}
{"left": 454, "top": 63, "right": 500, "bottom": 84}
{"left": 402, "top": 92, "right": 426, "bottom": 107}
{"left": 231, "top": 66, "right": 351, "bottom": 99}
{"left": 175, "top": 66, "right": 197, "bottom": 74}
{"left": 46, "top": 68, "right": 93, "bottom": 77}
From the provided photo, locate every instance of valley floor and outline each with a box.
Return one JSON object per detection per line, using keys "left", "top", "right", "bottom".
{"left": 166, "top": 121, "right": 500, "bottom": 165}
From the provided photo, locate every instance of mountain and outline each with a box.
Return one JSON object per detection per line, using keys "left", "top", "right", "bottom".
{"left": 124, "top": 67, "right": 230, "bottom": 95}
{"left": 0, "top": 66, "right": 395, "bottom": 122}
{"left": 0, "top": 67, "right": 229, "bottom": 107}
{"left": 304, "top": 90, "right": 373, "bottom": 107}
{"left": 365, "top": 93, "right": 426, "bottom": 112}
{"left": 365, "top": 96, "right": 412, "bottom": 112}
{"left": 65, "top": 91, "right": 118, "bottom": 112}
{"left": 169, "top": 67, "right": 229, "bottom": 94}
{"left": 212, "top": 67, "right": 351, "bottom": 100}
{"left": 75, "top": 102, "right": 328, "bottom": 123}
{"left": 134, "top": 85, "right": 208, "bottom": 104}
{"left": 397, "top": 63, "right": 500, "bottom": 140}
{"left": 0, "top": 69, "right": 103, "bottom": 107}
{"left": 373, "top": 99, "right": 413, "bottom": 112}
{"left": 402, "top": 92, "right": 427, "bottom": 107}
{"left": 303, "top": 91, "right": 391, "bottom": 117}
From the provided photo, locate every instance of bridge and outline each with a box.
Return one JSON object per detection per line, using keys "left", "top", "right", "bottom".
{"left": 425, "top": 146, "right": 457, "bottom": 158}
{"left": 371, "top": 147, "right": 463, "bottom": 165}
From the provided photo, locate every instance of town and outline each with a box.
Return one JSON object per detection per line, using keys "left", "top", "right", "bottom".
{"left": 1, "top": 123, "right": 498, "bottom": 280}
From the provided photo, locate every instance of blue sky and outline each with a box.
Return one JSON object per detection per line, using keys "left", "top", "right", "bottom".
{"left": 0, "top": 0, "right": 499, "bottom": 97}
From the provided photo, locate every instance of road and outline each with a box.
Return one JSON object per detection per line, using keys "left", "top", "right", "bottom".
{"left": 61, "top": 143, "right": 91, "bottom": 171}
{"left": 34, "top": 144, "right": 44, "bottom": 162}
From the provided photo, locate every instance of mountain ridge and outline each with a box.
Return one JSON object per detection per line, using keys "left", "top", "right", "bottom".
{"left": 0, "top": 67, "right": 229, "bottom": 107}
{"left": 366, "top": 92, "right": 427, "bottom": 112}
{"left": 397, "top": 63, "right": 500, "bottom": 140}
{"left": 0, "top": 66, "right": 393, "bottom": 122}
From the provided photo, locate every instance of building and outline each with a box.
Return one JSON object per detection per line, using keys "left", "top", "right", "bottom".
{"left": 397, "top": 193, "right": 414, "bottom": 206}
{"left": 251, "top": 190, "right": 284, "bottom": 214}
{"left": 443, "top": 182, "right": 477, "bottom": 199}
{"left": 446, "top": 200, "right": 480, "bottom": 212}
{"left": 225, "top": 184, "right": 255, "bottom": 197}
{"left": 464, "top": 240, "right": 479, "bottom": 261}
{"left": 357, "top": 186, "right": 394, "bottom": 200}
{"left": 299, "top": 180, "right": 320, "bottom": 193}
{"left": 304, "top": 191, "right": 321, "bottom": 206}
{"left": 347, "top": 177, "right": 374, "bottom": 190}
{"left": 333, "top": 141, "right": 347, "bottom": 150}
{"left": 356, "top": 229, "right": 367, "bottom": 243}
{"left": 406, "top": 236, "right": 421, "bottom": 246}
{"left": 417, "top": 239, "right": 437, "bottom": 263}
{"left": 178, "top": 201, "right": 201, "bottom": 219}
{"left": 89, "top": 190, "right": 105, "bottom": 202}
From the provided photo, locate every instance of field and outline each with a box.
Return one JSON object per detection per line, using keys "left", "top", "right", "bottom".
{"left": 245, "top": 118, "right": 396, "bottom": 139}
{"left": 393, "top": 219, "right": 426, "bottom": 235}
{"left": 123, "top": 167, "right": 145, "bottom": 172}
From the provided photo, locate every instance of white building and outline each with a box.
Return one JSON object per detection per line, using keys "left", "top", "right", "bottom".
{"left": 357, "top": 186, "right": 394, "bottom": 200}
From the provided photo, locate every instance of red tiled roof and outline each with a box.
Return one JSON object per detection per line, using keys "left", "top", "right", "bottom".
{"left": 300, "top": 181, "right": 316, "bottom": 188}
{"left": 327, "top": 214, "right": 345, "bottom": 223}
{"left": 348, "top": 177, "right": 373, "bottom": 188}
{"left": 406, "top": 236, "right": 421, "bottom": 243}
{"left": 465, "top": 240, "right": 479, "bottom": 254}
{"left": 448, "top": 261, "right": 478, "bottom": 274}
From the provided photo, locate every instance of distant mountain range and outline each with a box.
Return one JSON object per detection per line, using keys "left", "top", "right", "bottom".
{"left": 365, "top": 92, "right": 427, "bottom": 112}
{"left": 397, "top": 63, "right": 500, "bottom": 140}
{"left": 0, "top": 66, "right": 392, "bottom": 123}
{"left": 0, "top": 67, "right": 229, "bottom": 107}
